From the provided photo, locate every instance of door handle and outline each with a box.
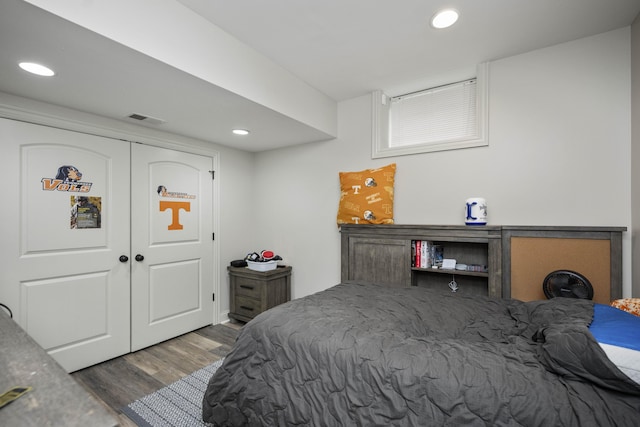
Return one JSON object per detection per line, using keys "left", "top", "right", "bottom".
{"left": 119, "top": 255, "right": 129, "bottom": 263}
{"left": 135, "top": 254, "right": 144, "bottom": 262}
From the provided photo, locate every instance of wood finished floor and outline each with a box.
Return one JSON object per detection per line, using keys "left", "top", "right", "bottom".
{"left": 71, "top": 322, "right": 242, "bottom": 427}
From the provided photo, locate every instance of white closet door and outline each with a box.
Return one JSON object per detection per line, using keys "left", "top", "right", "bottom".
{"left": 130, "top": 143, "right": 213, "bottom": 351}
{"left": 0, "top": 118, "right": 131, "bottom": 372}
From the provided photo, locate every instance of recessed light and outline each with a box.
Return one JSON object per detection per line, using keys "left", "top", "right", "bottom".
{"left": 232, "top": 129, "right": 250, "bottom": 135}
{"left": 431, "top": 9, "right": 459, "bottom": 29}
{"left": 18, "top": 62, "right": 55, "bottom": 77}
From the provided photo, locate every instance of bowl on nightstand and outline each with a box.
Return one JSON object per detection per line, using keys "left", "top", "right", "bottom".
{"left": 246, "top": 260, "right": 278, "bottom": 272}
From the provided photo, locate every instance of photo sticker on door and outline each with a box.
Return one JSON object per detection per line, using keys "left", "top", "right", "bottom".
{"left": 70, "top": 196, "right": 102, "bottom": 229}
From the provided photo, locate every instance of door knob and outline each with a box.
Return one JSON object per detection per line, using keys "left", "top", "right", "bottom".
{"left": 135, "top": 254, "right": 144, "bottom": 262}
{"left": 119, "top": 255, "right": 129, "bottom": 263}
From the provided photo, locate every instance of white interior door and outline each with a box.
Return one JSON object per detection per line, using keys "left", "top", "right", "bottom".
{"left": 0, "top": 118, "right": 131, "bottom": 372}
{"left": 130, "top": 143, "right": 213, "bottom": 351}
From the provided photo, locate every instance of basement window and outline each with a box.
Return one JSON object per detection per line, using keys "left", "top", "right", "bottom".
{"left": 372, "top": 63, "right": 489, "bottom": 158}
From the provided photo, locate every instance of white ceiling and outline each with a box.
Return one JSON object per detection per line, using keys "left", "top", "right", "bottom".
{"left": 1, "top": 0, "right": 639, "bottom": 152}
{"left": 177, "top": 0, "right": 640, "bottom": 101}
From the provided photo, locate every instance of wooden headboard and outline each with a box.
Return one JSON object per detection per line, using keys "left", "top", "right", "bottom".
{"left": 340, "top": 224, "right": 625, "bottom": 301}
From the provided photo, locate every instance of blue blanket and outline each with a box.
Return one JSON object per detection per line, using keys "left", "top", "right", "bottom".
{"left": 590, "top": 303, "right": 640, "bottom": 351}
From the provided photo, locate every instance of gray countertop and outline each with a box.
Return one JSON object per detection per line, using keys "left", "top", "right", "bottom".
{"left": 0, "top": 310, "right": 118, "bottom": 427}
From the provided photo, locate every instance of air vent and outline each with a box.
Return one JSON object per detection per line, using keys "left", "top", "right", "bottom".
{"left": 127, "top": 113, "right": 166, "bottom": 125}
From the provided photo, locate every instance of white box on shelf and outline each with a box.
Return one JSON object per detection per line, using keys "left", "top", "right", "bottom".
{"left": 441, "top": 259, "right": 457, "bottom": 270}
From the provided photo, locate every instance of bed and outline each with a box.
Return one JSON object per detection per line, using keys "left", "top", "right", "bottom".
{"left": 202, "top": 282, "right": 640, "bottom": 426}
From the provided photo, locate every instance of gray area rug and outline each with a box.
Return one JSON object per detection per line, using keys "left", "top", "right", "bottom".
{"left": 121, "top": 358, "right": 223, "bottom": 427}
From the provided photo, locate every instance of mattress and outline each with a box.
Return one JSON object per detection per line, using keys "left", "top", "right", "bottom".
{"left": 590, "top": 303, "right": 640, "bottom": 384}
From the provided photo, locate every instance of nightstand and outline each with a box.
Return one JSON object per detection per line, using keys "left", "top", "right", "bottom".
{"left": 228, "top": 266, "right": 292, "bottom": 323}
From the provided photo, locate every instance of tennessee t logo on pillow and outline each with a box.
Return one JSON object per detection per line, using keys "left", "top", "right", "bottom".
{"left": 337, "top": 163, "right": 395, "bottom": 226}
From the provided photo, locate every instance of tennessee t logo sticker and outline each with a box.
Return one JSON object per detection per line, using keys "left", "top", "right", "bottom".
{"left": 159, "top": 201, "right": 190, "bottom": 230}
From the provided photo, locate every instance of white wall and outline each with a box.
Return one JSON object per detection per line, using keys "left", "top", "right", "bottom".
{"left": 254, "top": 27, "right": 633, "bottom": 299}
{"left": 631, "top": 14, "right": 640, "bottom": 297}
{"left": 215, "top": 149, "right": 257, "bottom": 319}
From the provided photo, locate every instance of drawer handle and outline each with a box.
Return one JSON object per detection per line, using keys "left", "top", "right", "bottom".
{"left": 240, "top": 306, "right": 254, "bottom": 311}
{"left": 240, "top": 285, "right": 254, "bottom": 290}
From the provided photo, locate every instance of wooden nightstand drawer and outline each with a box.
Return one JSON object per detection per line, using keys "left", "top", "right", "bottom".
{"left": 233, "top": 279, "right": 263, "bottom": 299}
{"left": 234, "top": 295, "right": 261, "bottom": 319}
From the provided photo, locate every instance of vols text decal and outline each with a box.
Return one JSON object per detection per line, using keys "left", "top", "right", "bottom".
{"left": 157, "top": 185, "right": 195, "bottom": 230}
{"left": 41, "top": 165, "right": 93, "bottom": 192}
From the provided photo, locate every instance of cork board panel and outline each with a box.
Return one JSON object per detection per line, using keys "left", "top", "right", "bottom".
{"left": 510, "top": 237, "right": 611, "bottom": 304}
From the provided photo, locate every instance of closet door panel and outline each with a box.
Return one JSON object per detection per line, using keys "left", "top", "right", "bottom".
{"left": 0, "top": 118, "right": 131, "bottom": 372}
{"left": 130, "top": 143, "right": 214, "bottom": 351}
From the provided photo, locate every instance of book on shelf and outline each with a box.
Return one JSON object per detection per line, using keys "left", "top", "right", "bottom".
{"left": 411, "top": 240, "right": 433, "bottom": 268}
{"left": 411, "top": 240, "right": 416, "bottom": 268}
{"left": 410, "top": 241, "right": 445, "bottom": 269}
{"left": 431, "top": 244, "right": 443, "bottom": 267}
{"left": 420, "top": 240, "right": 429, "bottom": 268}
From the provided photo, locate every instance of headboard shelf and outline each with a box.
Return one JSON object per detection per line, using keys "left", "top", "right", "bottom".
{"left": 340, "top": 224, "right": 625, "bottom": 301}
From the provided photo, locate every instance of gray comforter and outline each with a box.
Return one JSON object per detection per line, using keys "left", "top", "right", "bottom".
{"left": 203, "top": 283, "right": 640, "bottom": 426}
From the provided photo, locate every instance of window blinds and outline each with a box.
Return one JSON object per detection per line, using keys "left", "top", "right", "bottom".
{"left": 389, "top": 79, "right": 477, "bottom": 147}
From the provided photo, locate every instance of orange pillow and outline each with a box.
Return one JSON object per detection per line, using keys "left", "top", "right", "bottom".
{"left": 611, "top": 298, "right": 640, "bottom": 317}
{"left": 337, "top": 163, "right": 396, "bottom": 226}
